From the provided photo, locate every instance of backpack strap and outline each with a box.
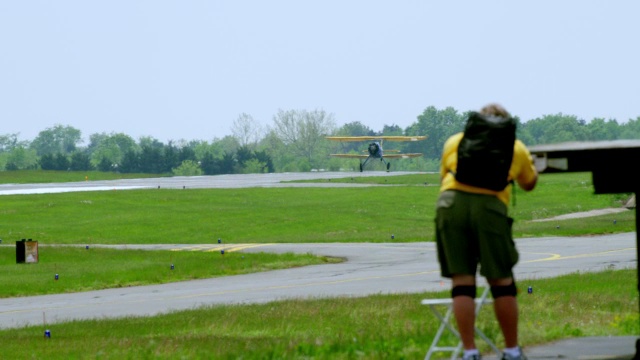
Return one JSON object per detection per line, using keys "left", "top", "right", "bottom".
{"left": 511, "top": 180, "right": 516, "bottom": 207}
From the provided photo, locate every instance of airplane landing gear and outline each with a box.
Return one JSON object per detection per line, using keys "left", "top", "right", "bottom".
{"left": 386, "top": 162, "right": 391, "bottom": 172}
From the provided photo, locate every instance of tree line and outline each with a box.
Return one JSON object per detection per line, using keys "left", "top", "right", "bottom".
{"left": 1, "top": 107, "right": 639, "bottom": 174}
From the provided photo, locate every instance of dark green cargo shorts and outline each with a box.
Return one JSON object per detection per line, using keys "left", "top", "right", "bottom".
{"left": 435, "top": 190, "right": 518, "bottom": 279}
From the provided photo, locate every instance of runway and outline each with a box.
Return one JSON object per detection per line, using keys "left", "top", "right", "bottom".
{"left": 0, "top": 233, "right": 635, "bottom": 330}
{"left": 0, "top": 171, "right": 422, "bottom": 195}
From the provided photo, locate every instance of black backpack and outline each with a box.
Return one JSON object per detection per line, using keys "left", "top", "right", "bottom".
{"left": 454, "top": 111, "right": 516, "bottom": 191}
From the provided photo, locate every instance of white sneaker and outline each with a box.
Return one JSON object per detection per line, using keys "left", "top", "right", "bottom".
{"left": 501, "top": 347, "right": 526, "bottom": 360}
{"left": 462, "top": 354, "right": 482, "bottom": 360}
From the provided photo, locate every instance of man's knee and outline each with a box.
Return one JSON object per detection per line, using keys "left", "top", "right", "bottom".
{"left": 452, "top": 285, "right": 477, "bottom": 298}
{"left": 490, "top": 281, "right": 517, "bottom": 298}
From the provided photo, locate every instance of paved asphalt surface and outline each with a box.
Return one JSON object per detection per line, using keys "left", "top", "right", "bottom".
{"left": 0, "top": 171, "right": 416, "bottom": 195}
{"left": 0, "top": 172, "right": 637, "bottom": 359}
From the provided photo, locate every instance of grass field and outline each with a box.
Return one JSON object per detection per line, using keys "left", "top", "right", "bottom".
{"left": 0, "top": 170, "right": 637, "bottom": 359}
{"left": 1, "top": 270, "right": 636, "bottom": 359}
{"left": 0, "top": 246, "right": 342, "bottom": 298}
{"left": 0, "top": 172, "right": 634, "bottom": 245}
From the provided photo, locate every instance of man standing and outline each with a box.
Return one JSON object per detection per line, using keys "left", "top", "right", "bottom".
{"left": 435, "top": 103, "right": 538, "bottom": 360}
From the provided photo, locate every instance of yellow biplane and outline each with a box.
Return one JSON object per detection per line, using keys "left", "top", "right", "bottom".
{"left": 326, "top": 135, "right": 427, "bottom": 172}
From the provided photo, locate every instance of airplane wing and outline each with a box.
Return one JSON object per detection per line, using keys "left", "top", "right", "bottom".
{"left": 377, "top": 136, "right": 427, "bottom": 142}
{"left": 326, "top": 136, "right": 377, "bottom": 142}
{"left": 326, "top": 136, "right": 427, "bottom": 142}
{"left": 380, "top": 153, "right": 423, "bottom": 158}
{"left": 329, "top": 154, "right": 370, "bottom": 159}
{"left": 329, "top": 153, "right": 423, "bottom": 159}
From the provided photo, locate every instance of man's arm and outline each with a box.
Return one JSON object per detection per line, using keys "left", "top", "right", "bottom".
{"left": 515, "top": 141, "right": 538, "bottom": 191}
{"left": 519, "top": 172, "right": 537, "bottom": 191}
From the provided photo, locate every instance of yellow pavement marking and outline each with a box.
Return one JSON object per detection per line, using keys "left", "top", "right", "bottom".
{"left": 170, "top": 244, "right": 274, "bottom": 253}
{"left": 522, "top": 248, "right": 634, "bottom": 263}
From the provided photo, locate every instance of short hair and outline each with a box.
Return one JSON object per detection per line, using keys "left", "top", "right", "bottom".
{"left": 480, "top": 103, "right": 510, "bottom": 119}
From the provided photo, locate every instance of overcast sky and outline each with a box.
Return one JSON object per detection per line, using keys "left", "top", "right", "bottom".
{"left": 1, "top": 1, "right": 638, "bottom": 144}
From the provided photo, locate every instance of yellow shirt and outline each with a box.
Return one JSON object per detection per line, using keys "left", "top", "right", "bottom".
{"left": 439, "top": 132, "right": 538, "bottom": 205}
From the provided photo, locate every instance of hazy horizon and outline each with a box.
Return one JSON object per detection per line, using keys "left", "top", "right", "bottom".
{"left": 2, "top": 1, "right": 638, "bottom": 143}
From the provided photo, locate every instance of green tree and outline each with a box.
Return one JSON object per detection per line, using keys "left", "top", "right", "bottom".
{"left": 139, "top": 145, "right": 164, "bottom": 173}
{"left": 512, "top": 116, "right": 535, "bottom": 146}
{"left": 0, "top": 133, "right": 28, "bottom": 152}
{"left": 30, "top": 124, "right": 82, "bottom": 156}
{"left": 241, "top": 158, "right": 267, "bottom": 174}
{"left": 219, "top": 152, "right": 235, "bottom": 174}
{"left": 70, "top": 151, "right": 94, "bottom": 171}
{"left": 3, "top": 146, "right": 38, "bottom": 170}
{"left": 216, "top": 135, "right": 240, "bottom": 156}
{"left": 619, "top": 117, "right": 640, "bottom": 139}
{"left": 407, "top": 106, "right": 465, "bottom": 160}
{"left": 523, "top": 114, "right": 588, "bottom": 144}
{"left": 87, "top": 132, "right": 138, "bottom": 169}
{"left": 178, "top": 145, "right": 197, "bottom": 164}
{"left": 547, "top": 114, "right": 588, "bottom": 143}
{"left": 335, "top": 121, "right": 375, "bottom": 136}
{"left": 271, "top": 108, "right": 336, "bottom": 170}
{"left": 235, "top": 145, "right": 254, "bottom": 168}
{"left": 254, "top": 150, "right": 274, "bottom": 173}
{"left": 135, "top": 136, "right": 165, "bottom": 173}
{"left": 192, "top": 140, "right": 218, "bottom": 161}
{"left": 200, "top": 152, "right": 220, "bottom": 175}
{"left": 97, "top": 157, "right": 113, "bottom": 172}
{"left": 382, "top": 124, "right": 403, "bottom": 136}
{"left": 260, "top": 130, "right": 290, "bottom": 172}
{"left": 54, "top": 153, "right": 70, "bottom": 170}
{"left": 585, "top": 118, "right": 621, "bottom": 140}
{"left": 172, "top": 160, "right": 203, "bottom": 176}
{"left": 163, "top": 143, "right": 179, "bottom": 173}
{"left": 231, "top": 113, "right": 263, "bottom": 149}
{"left": 119, "top": 149, "right": 140, "bottom": 173}
{"left": 38, "top": 154, "right": 55, "bottom": 170}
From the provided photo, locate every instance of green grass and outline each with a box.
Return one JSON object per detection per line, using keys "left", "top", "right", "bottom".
{"left": 1, "top": 269, "right": 636, "bottom": 359}
{"left": 0, "top": 172, "right": 634, "bottom": 244}
{"left": 0, "top": 170, "right": 161, "bottom": 184}
{"left": 0, "top": 246, "right": 341, "bottom": 298}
